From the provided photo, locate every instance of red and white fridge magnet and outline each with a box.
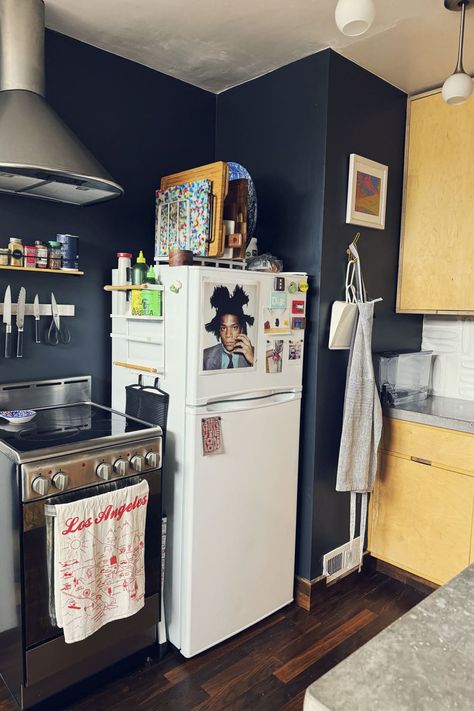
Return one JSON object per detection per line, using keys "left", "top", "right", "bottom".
{"left": 201, "top": 416, "right": 224, "bottom": 456}
{"left": 291, "top": 300, "right": 305, "bottom": 315}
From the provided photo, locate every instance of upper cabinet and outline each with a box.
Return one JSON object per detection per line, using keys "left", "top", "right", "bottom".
{"left": 397, "top": 89, "right": 474, "bottom": 315}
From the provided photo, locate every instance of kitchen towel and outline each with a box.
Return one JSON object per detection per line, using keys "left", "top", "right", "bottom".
{"left": 53, "top": 479, "right": 149, "bottom": 644}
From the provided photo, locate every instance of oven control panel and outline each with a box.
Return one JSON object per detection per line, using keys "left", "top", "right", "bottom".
{"left": 21, "top": 439, "right": 162, "bottom": 501}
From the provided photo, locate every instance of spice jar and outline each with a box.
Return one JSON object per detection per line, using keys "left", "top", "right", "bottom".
{"left": 8, "top": 237, "right": 24, "bottom": 267}
{"left": 24, "top": 245, "right": 37, "bottom": 268}
{"left": 47, "top": 241, "right": 62, "bottom": 270}
{"left": 0, "top": 248, "right": 9, "bottom": 266}
{"left": 35, "top": 241, "right": 48, "bottom": 269}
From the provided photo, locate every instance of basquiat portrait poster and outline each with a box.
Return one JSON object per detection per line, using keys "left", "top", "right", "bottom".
{"left": 201, "top": 279, "right": 258, "bottom": 373}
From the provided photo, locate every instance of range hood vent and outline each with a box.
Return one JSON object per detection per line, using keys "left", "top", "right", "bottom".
{"left": 0, "top": 0, "right": 123, "bottom": 206}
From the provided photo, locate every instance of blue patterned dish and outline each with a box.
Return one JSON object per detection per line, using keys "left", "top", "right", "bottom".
{"left": 227, "top": 162, "right": 257, "bottom": 241}
{"left": 0, "top": 409, "right": 36, "bottom": 424}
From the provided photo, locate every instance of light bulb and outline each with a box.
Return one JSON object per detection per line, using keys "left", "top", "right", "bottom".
{"left": 442, "top": 71, "right": 473, "bottom": 104}
{"left": 335, "top": 0, "right": 375, "bottom": 36}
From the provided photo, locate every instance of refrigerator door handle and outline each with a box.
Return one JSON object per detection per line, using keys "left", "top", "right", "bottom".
{"left": 191, "top": 390, "right": 301, "bottom": 415}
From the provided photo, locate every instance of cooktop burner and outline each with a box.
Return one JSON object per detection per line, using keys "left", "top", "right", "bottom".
{"left": 0, "top": 403, "right": 151, "bottom": 455}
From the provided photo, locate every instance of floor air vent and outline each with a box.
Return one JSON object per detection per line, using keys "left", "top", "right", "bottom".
{"left": 322, "top": 537, "right": 361, "bottom": 583}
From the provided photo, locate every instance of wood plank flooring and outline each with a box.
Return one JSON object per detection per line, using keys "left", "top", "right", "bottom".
{"left": 0, "top": 570, "right": 426, "bottom": 711}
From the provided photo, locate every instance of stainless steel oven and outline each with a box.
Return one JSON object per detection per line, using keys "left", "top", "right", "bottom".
{"left": 0, "top": 378, "right": 163, "bottom": 709}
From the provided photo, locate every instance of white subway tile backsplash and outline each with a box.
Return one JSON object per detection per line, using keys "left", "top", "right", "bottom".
{"left": 422, "top": 316, "right": 474, "bottom": 401}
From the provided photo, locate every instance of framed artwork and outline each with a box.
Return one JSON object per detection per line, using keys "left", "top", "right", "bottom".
{"left": 200, "top": 278, "right": 258, "bottom": 373}
{"left": 346, "top": 154, "right": 388, "bottom": 230}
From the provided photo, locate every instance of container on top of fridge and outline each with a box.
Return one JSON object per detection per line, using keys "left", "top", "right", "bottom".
{"left": 374, "top": 350, "right": 434, "bottom": 406}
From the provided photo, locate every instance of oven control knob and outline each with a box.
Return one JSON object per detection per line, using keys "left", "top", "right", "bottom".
{"left": 31, "top": 475, "right": 51, "bottom": 496}
{"left": 145, "top": 451, "right": 160, "bottom": 469}
{"left": 52, "top": 471, "right": 69, "bottom": 491}
{"left": 113, "top": 458, "right": 129, "bottom": 476}
{"left": 96, "top": 462, "right": 112, "bottom": 481}
{"left": 130, "top": 455, "right": 145, "bottom": 472}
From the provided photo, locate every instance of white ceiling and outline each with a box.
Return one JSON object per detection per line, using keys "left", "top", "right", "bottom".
{"left": 44, "top": 0, "right": 474, "bottom": 94}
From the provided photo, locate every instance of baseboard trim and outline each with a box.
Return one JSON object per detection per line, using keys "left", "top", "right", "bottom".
{"left": 294, "top": 574, "right": 326, "bottom": 611}
{"left": 367, "top": 556, "right": 439, "bottom": 595}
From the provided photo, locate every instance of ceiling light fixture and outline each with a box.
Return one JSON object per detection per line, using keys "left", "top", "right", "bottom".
{"left": 335, "top": 0, "right": 375, "bottom": 37}
{"left": 442, "top": 0, "right": 473, "bottom": 104}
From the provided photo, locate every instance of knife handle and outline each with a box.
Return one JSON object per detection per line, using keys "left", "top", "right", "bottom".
{"left": 16, "top": 330, "right": 23, "bottom": 358}
{"left": 35, "top": 319, "right": 40, "bottom": 344}
{"left": 4, "top": 329, "right": 12, "bottom": 359}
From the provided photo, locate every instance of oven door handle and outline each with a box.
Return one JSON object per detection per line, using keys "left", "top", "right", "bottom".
{"left": 43, "top": 476, "right": 145, "bottom": 517}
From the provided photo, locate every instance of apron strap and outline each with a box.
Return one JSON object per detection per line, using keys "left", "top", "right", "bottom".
{"left": 359, "top": 493, "right": 368, "bottom": 572}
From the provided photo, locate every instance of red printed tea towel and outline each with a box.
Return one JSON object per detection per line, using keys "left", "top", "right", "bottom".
{"left": 54, "top": 480, "right": 149, "bottom": 644}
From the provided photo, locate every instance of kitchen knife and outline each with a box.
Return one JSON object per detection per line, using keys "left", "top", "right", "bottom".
{"left": 33, "top": 294, "right": 40, "bottom": 344}
{"left": 3, "top": 286, "right": 12, "bottom": 358}
{"left": 16, "top": 287, "right": 26, "bottom": 358}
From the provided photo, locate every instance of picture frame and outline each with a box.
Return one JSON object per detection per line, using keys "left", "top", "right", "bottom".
{"left": 346, "top": 154, "right": 388, "bottom": 230}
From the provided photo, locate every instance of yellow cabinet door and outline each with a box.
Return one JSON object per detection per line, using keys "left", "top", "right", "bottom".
{"left": 397, "top": 89, "right": 474, "bottom": 314}
{"left": 369, "top": 453, "right": 474, "bottom": 585}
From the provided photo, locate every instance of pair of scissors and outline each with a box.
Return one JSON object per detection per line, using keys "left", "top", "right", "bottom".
{"left": 47, "top": 293, "right": 71, "bottom": 346}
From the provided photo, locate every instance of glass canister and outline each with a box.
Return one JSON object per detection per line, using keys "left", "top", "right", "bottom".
{"left": 47, "top": 241, "right": 62, "bottom": 270}
{"left": 8, "top": 237, "right": 24, "bottom": 267}
{"left": 0, "top": 248, "right": 9, "bottom": 266}
{"left": 35, "top": 241, "right": 48, "bottom": 269}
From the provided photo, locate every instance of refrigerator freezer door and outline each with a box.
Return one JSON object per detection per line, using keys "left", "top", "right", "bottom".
{"left": 184, "top": 267, "right": 307, "bottom": 406}
{"left": 179, "top": 392, "right": 301, "bottom": 657}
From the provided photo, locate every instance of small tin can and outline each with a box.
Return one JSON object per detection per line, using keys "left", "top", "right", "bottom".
{"left": 56, "top": 234, "right": 79, "bottom": 270}
{"left": 35, "top": 241, "right": 48, "bottom": 269}
{"left": 0, "top": 248, "right": 9, "bottom": 266}
{"left": 24, "top": 245, "right": 37, "bottom": 268}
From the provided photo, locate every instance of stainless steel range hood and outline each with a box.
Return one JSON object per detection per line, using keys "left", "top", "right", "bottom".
{"left": 0, "top": 0, "right": 124, "bottom": 206}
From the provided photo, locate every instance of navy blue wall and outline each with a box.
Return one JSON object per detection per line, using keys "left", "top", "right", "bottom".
{"left": 216, "top": 49, "right": 423, "bottom": 579}
{"left": 0, "top": 30, "right": 215, "bottom": 403}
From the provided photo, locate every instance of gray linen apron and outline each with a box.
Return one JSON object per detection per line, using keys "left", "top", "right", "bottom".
{"left": 336, "top": 246, "right": 382, "bottom": 569}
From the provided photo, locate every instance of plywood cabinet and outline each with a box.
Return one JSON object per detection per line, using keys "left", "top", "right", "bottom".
{"left": 397, "top": 89, "right": 474, "bottom": 314}
{"left": 369, "top": 418, "right": 474, "bottom": 585}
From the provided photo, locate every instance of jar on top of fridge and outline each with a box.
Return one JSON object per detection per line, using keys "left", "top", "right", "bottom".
{"left": 8, "top": 237, "right": 24, "bottom": 267}
{"left": 47, "top": 241, "right": 62, "bottom": 270}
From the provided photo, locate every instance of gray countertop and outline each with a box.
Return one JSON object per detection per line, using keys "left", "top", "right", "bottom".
{"left": 384, "top": 395, "right": 474, "bottom": 434}
{"left": 304, "top": 563, "right": 474, "bottom": 711}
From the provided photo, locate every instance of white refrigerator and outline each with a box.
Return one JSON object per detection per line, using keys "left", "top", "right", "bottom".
{"left": 111, "top": 266, "right": 307, "bottom": 657}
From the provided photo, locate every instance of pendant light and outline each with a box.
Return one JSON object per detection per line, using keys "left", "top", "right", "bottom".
{"left": 335, "top": 0, "right": 375, "bottom": 36}
{"left": 442, "top": 0, "right": 473, "bottom": 104}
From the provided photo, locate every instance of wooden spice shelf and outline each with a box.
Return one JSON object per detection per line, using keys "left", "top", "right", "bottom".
{"left": 104, "top": 284, "right": 164, "bottom": 291}
{"left": 0, "top": 265, "right": 84, "bottom": 275}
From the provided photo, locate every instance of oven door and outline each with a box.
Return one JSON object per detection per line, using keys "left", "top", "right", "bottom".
{"left": 22, "top": 470, "right": 161, "bottom": 650}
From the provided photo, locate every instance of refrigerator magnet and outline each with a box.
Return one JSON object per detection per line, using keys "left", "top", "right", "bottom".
{"left": 274, "top": 276, "right": 285, "bottom": 291}
{"left": 298, "top": 280, "right": 309, "bottom": 293}
{"left": 291, "top": 316, "right": 306, "bottom": 330}
{"left": 291, "top": 300, "right": 305, "bottom": 315}
{"left": 288, "top": 337, "right": 304, "bottom": 364}
{"left": 265, "top": 339, "right": 284, "bottom": 374}
{"left": 201, "top": 416, "right": 224, "bottom": 456}
{"left": 269, "top": 291, "right": 287, "bottom": 310}
{"left": 288, "top": 282, "right": 297, "bottom": 294}
{"left": 263, "top": 308, "right": 291, "bottom": 334}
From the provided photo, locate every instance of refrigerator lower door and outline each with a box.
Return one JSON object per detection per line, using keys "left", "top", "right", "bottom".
{"left": 180, "top": 391, "right": 301, "bottom": 657}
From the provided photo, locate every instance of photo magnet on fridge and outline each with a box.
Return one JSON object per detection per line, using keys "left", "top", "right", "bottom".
{"left": 263, "top": 308, "right": 291, "bottom": 334}
{"left": 291, "top": 316, "right": 306, "bottom": 330}
{"left": 265, "top": 339, "right": 284, "bottom": 374}
{"left": 201, "top": 278, "right": 258, "bottom": 373}
{"left": 269, "top": 291, "right": 287, "bottom": 310}
{"left": 288, "top": 338, "right": 304, "bottom": 364}
{"left": 202, "top": 417, "right": 224, "bottom": 455}
{"left": 291, "top": 300, "right": 305, "bottom": 315}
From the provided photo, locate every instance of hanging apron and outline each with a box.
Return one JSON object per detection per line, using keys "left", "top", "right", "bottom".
{"left": 336, "top": 245, "right": 382, "bottom": 570}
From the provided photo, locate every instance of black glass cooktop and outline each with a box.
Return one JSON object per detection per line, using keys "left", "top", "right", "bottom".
{"left": 0, "top": 403, "right": 151, "bottom": 454}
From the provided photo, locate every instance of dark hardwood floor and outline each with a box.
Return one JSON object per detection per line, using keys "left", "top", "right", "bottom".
{"left": 0, "top": 570, "right": 427, "bottom": 711}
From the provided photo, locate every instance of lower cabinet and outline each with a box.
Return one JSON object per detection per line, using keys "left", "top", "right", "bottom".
{"left": 369, "top": 451, "right": 474, "bottom": 586}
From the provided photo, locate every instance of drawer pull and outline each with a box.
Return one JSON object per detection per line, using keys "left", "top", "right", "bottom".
{"left": 411, "top": 456, "right": 432, "bottom": 466}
